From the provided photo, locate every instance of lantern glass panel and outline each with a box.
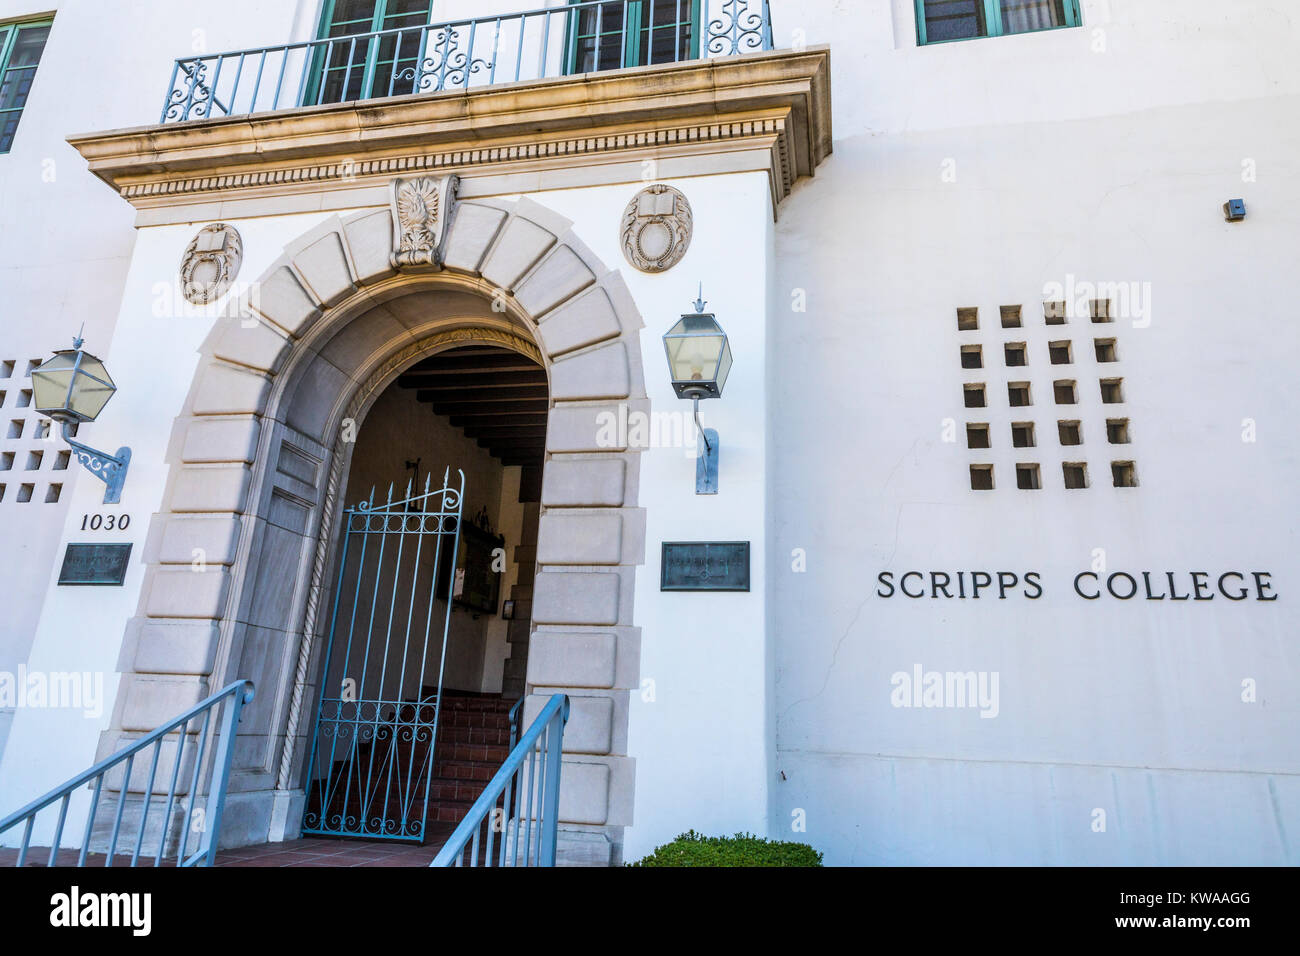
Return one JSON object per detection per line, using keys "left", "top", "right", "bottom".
{"left": 31, "top": 352, "right": 79, "bottom": 415}
{"left": 71, "top": 353, "right": 115, "bottom": 420}
{"left": 715, "top": 338, "right": 733, "bottom": 395}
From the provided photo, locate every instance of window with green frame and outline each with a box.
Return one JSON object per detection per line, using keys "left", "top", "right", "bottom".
{"left": 565, "top": 1, "right": 701, "bottom": 75}
{"left": 307, "top": 0, "right": 435, "bottom": 106}
{"left": 0, "top": 18, "right": 53, "bottom": 154}
{"left": 916, "top": 0, "right": 1080, "bottom": 45}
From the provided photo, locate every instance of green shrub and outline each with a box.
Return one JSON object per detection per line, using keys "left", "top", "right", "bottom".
{"left": 629, "top": 830, "right": 823, "bottom": 867}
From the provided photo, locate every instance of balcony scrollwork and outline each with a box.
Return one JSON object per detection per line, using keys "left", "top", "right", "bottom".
{"left": 158, "top": 0, "right": 776, "bottom": 124}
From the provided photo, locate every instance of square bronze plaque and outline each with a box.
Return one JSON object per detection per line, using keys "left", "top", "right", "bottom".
{"left": 660, "top": 542, "right": 750, "bottom": 592}
{"left": 58, "top": 543, "right": 133, "bottom": 586}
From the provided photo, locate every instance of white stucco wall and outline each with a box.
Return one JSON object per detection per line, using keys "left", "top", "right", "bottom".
{"left": 767, "top": 0, "right": 1300, "bottom": 864}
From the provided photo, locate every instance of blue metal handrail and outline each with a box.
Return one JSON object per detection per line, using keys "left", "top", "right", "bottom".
{"left": 160, "top": 0, "right": 775, "bottom": 123}
{"left": 0, "top": 679, "right": 254, "bottom": 867}
{"left": 432, "top": 693, "right": 569, "bottom": 867}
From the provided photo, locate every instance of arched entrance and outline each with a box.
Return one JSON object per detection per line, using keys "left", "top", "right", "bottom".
{"left": 299, "top": 339, "right": 550, "bottom": 842}
{"left": 111, "top": 189, "right": 647, "bottom": 864}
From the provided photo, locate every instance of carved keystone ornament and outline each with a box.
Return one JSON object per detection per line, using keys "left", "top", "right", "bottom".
{"left": 390, "top": 174, "right": 459, "bottom": 269}
{"left": 621, "top": 184, "right": 693, "bottom": 274}
{"left": 180, "top": 223, "right": 243, "bottom": 305}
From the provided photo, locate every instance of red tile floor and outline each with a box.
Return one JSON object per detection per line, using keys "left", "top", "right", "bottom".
{"left": 0, "top": 825, "right": 461, "bottom": 868}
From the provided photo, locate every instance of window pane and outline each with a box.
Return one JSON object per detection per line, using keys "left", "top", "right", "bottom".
{"left": 379, "top": 0, "right": 432, "bottom": 30}
{"left": 0, "top": 66, "right": 38, "bottom": 111}
{"left": 575, "top": 3, "right": 629, "bottom": 73}
{"left": 639, "top": 0, "right": 695, "bottom": 65}
{"left": 0, "top": 111, "right": 20, "bottom": 152}
{"left": 1000, "top": 0, "right": 1067, "bottom": 36}
{"left": 7, "top": 24, "right": 51, "bottom": 68}
{"left": 923, "top": 0, "right": 987, "bottom": 42}
{"left": 327, "top": 0, "right": 381, "bottom": 36}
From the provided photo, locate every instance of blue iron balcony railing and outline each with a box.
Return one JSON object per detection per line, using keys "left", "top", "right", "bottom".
{"left": 161, "top": 0, "right": 774, "bottom": 124}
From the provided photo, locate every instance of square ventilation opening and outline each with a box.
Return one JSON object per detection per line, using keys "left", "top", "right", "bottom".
{"left": 0, "top": 452, "right": 11, "bottom": 470}
{"left": 1044, "top": 301, "right": 1067, "bottom": 325}
{"left": 966, "top": 423, "right": 991, "bottom": 449}
{"left": 7, "top": 420, "right": 23, "bottom": 440}
{"left": 957, "top": 308, "right": 979, "bottom": 331}
{"left": 25, "top": 451, "right": 42, "bottom": 471}
{"left": 45, "top": 483, "right": 62, "bottom": 503}
{"left": 1015, "top": 464, "right": 1041, "bottom": 490}
{"left": 1011, "top": 422, "right": 1036, "bottom": 448}
{"left": 1053, "top": 380, "right": 1078, "bottom": 405}
{"left": 34, "top": 419, "right": 51, "bottom": 440}
{"left": 970, "top": 464, "right": 994, "bottom": 490}
{"left": 1049, "top": 341, "right": 1072, "bottom": 365}
{"left": 1058, "top": 420, "right": 1083, "bottom": 445}
{"left": 964, "top": 384, "right": 987, "bottom": 408}
{"left": 1000, "top": 305, "right": 1022, "bottom": 329}
{"left": 960, "top": 345, "right": 983, "bottom": 369}
{"left": 1112, "top": 461, "right": 1138, "bottom": 487}
{"left": 24, "top": 359, "right": 41, "bottom": 376}
{"left": 16, "top": 389, "right": 31, "bottom": 408}
{"left": 1004, "top": 343, "right": 1028, "bottom": 367}
{"left": 1107, "top": 419, "right": 1131, "bottom": 444}
{"left": 1007, "top": 382, "right": 1031, "bottom": 407}
{"left": 0, "top": 390, "right": 5, "bottom": 407}
{"left": 1100, "top": 378, "right": 1124, "bottom": 404}
{"left": 1095, "top": 338, "right": 1118, "bottom": 362}
{"left": 1090, "top": 299, "right": 1113, "bottom": 323}
{"left": 16, "top": 483, "right": 33, "bottom": 503}
{"left": 53, "top": 450, "right": 70, "bottom": 470}
{"left": 0, "top": 483, "right": 5, "bottom": 502}
{"left": 0, "top": 360, "right": 13, "bottom": 378}
{"left": 1063, "top": 462, "right": 1089, "bottom": 489}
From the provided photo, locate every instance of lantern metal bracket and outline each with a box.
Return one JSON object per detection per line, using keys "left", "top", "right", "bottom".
{"left": 61, "top": 422, "right": 131, "bottom": 505}
{"left": 694, "top": 398, "right": 718, "bottom": 495}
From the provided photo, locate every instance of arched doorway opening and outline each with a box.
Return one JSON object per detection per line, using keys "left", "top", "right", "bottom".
{"left": 301, "top": 343, "right": 549, "bottom": 841}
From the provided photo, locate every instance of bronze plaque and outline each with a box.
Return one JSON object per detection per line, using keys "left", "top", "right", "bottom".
{"left": 58, "top": 543, "right": 133, "bottom": 586}
{"left": 661, "top": 542, "right": 750, "bottom": 592}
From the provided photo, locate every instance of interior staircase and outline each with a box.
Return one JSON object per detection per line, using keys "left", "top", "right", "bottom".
{"left": 305, "top": 692, "right": 514, "bottom": 838}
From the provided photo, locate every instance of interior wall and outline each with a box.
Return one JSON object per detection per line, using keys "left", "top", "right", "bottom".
{"left": 325, "top": 383, "right": 504, "bottom": 698}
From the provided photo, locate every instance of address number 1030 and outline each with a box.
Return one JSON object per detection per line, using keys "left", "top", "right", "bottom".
{"left": 80, "top": 513, "right": 131, "bottom": 531}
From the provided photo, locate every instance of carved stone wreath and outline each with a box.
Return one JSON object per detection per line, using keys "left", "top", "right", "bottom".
{"left": 621, "top": 184, "right": 693, "bottom": 274}
{"left": 180, "top": 223, "right": 243, "bottom": 305}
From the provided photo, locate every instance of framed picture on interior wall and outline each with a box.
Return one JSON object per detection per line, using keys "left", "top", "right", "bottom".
{"left": 437, "top": 520, "right": 504, "bottom": 615}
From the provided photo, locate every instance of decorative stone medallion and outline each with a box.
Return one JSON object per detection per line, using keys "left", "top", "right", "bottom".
{"left": 180, "top": 223, "right": 243, "bottom": 305}
{"left": 390, "top": 174, "right": 459, "bottom": 269}
{"left": 621, "top": 184, "right": 693, "bottom": 273}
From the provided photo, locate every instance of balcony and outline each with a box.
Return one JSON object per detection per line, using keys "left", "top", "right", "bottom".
{"left": 160, "top": 0, "right": 774, "bottom": 124}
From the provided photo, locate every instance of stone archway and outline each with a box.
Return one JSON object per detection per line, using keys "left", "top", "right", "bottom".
{"left": 111, "top": 187, "right": 646, "bottom": 865}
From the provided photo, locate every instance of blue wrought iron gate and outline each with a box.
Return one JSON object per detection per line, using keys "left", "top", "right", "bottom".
{"left": 301, "top": 468, "right": 465, "bottom": 842}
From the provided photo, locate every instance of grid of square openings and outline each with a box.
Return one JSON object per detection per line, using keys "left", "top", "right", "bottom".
{"left": 957, "top": 301, "right": 1137, "bottom": 491}
{"left": 0, "top": 355, "right": 69, "bottom": 504}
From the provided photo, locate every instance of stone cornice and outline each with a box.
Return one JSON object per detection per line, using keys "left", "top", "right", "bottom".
{"left": 67, "top": 47, "right": 831, "bottom": 212}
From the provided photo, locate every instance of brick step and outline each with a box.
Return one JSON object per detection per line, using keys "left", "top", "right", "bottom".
{"left": 437, "top": 724, "right": 511, "bottom": 746}
{"left": 433, "top": 759, "right": 499, "bottom": 783}
{"left": 442, "top": 710, "right": 512, "bottom": 730}
{"left": 416, "top": 691, "right": 512, "bottom": 713}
